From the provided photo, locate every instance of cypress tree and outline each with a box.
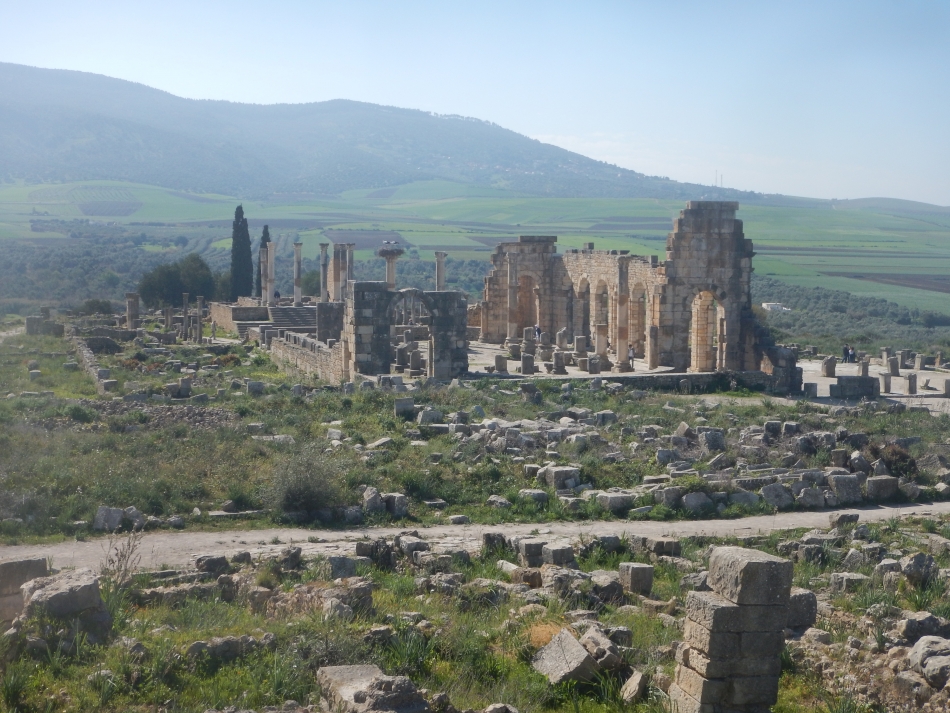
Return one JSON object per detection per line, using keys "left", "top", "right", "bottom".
{"left": 229, "top": 205, "right": 253, "bottom": 301}
{"left": 255, "top": 225, "right": 271, "bottom": 297}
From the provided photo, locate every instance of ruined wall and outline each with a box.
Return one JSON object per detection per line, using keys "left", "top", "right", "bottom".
{"left": 425, "top": 291, "right": 469, "bottom": 379}
{"left": 654, "top": 201, "right": 755, "bottom": 372}
{"left": 480, "top": 236, "right": 559, "bottom": 342}
{"left": 25, "top": 317, "right": 65, "bottom": 337}
{"left": 315, "top": 302, "right": 345, "bottom": 343}
{"left": 208, "top": 303, "right": 269, "bottom": 332}
{"left": 269, "top": 333, "right": 346, "bottom": 383}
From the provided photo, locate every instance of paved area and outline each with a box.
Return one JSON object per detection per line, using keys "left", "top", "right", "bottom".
{"left": 4, "top": 500, "right": 950, "bottom": 573}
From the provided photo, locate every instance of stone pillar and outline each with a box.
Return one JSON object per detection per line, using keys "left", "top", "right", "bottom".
{"left": 899, "top": 349, "right": 911, "bottom": 368}
{"left": 888, "top": 356, "right": 901, "bottom": 376}
{"left": 259, "top": 244, "right": 270, "bottom": 307}
{"left": 880, "top": 347, "right": 890, "bottom": 361}
{"left": 552, "top": 351, "right": 567, "bottom": 375}
{"left": 267, "top": 242, "right": 276, "bottom": 306}
{"left": 125, "top": 292, "right": 139, "bottom": 329}
{"left": 164, "top": 307, "right": 173, "bottom": 331}
{"left": 319, "top": 243, "right": 329, "bottom": 303}
{"left": 555, "top": 327, "right": 568, "bottom": 351}
{"left": 181, "top": 293, "right": 189, "bottom": 340}
{"left": 669, "top": 547, "right": 792, "bottom": 713}
{"left": 594, "top": 324, "right": 610, "bottom": 366}
{"left": 293, "top": 242, "right": 303, "bottom": 306}
{"left": 331, "top": 245, "right": 343, "bottom": 301}
{"left": 857, "top": 359, "right": 869, "bottom": 377}
{"left": 384, "top": 255, "right": 399, "bottom": 289}
{"left": 614, "top": 294, "right": 630, "bottom": 372}
{"left": 906, "top": 373, "right": 917, "bottom": 395}
{"left": 914, "top": 353, "right": 925, "bottom": 370}
{"left": 879, "top": 373, "right": 891, "bottom": 393}
{"left": 196, "top": 296, "right": 204, "bottom": 342}
{"left": 820, "top": 356, "right": 836, "bottom": 377}
{"left": 494, "top": 354, "right": 508, "bottom": 373}
{"left": 435, "top": 251, "right": 447, "bottom": 291}
{"left": 506, "top": 253, "right": 519, "bottom": 346}
{"left": 521, "top": 353, "right": 535, "bottom": 375}
{"left": 345, "top": 244, "right": 355, "bottom": 299}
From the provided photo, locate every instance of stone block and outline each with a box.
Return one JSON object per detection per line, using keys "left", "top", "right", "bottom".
{"left": 0, "top": 557, "right": 49, "bottom": 598}
{"left": 394, "top": 398, "right": 415, "bottom": 418}
{"left": 532, "top": 629, "right": 598, "bottom": 684}
{"left": 760, "top": 483, "right": 794, "bottom": 510}
{"left": 683, "top": 619, "right": 739, "bottom": 659}
{"left": 618, "top": 562, "right": 654, "bottom": 595}
{"left": 596, "top": 492, "right": 633, "bottom": 512}
{"left": 542, "top": 544, "right": 575, "bottom": 565}
{"left": 828, "top": 474, "right": 862, "bottom": 504}
{"left": 787, "top": 587, "right": 818, "bottom": 629}
{"left": 685, "top": 590, "right": 787, "bottom": 633}
{"left": 707, "top": 546, "right": 793, "bottom": 606}
{"left": 829, "top": 572, "right": 869, "bottom": 593}
{"left": 22, "top": 568, "right": 104, "bottom": 619}
{"left": 865, "top": 475, "right": 899, "bottom": 501}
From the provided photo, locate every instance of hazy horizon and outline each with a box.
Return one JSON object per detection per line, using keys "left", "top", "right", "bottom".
{"left": 1, "top": 0, "right": 948, "bottom": 205}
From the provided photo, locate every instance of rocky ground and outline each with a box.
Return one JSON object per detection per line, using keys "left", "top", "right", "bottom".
{"left": 4, "top": 511, "right": 950, "bottom": 712}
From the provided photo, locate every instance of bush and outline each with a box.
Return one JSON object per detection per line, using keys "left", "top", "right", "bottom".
{"left": 866, "top": 443, "right": 917, "bottom": 479}
{"left": 263, "top": 446, "right": 349, "bottom": 514}
{"left": 79, "top": 298, "right": 114, "bottom": 315}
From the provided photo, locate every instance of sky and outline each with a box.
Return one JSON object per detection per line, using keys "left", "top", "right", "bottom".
{"left": 1, "top": 1, "right": 948, "bottom": 205}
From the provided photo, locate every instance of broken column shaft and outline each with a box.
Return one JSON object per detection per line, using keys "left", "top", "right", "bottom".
{"left": 293, "top": 242, "right": 303, "bottom": 306}
{"left": 435, "top": 251, "right": 447, "bottom": 290}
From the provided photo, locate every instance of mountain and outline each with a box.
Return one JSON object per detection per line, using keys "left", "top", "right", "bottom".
{"left": 0, "top": 62, "right": 754, "bottom": 200}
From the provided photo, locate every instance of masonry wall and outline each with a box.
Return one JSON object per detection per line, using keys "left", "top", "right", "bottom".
{"left": 269, "top": 334, "right": 346, "bottom": 383}
{"left": 208, "top": 303, "right": 269, "bottom": 332}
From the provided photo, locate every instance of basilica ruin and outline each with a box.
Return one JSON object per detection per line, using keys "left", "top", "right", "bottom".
{"left": 202, "top": 201, "right": 799, "bottom": 392}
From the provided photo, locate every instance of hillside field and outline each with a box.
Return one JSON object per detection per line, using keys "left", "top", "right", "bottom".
{"left": 1, "top": 178, "right": 949, "bottom": 313}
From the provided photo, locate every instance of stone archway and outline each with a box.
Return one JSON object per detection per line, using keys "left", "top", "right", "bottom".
{"left": 629, "top": 284, "right": 648, "bottom": 358}
{"left": 688, "top": 289, "right": 727, "bottom": 372}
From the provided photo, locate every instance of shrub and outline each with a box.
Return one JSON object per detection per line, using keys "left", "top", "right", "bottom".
{"left": 866, "top": 443, "right": 917, "bottom": 479}
{"left": 263, "top": 446, "right": 349, "bottom": 514}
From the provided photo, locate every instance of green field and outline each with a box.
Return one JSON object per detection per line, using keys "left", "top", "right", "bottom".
{"left": 2, "top": 179, "right": 949, "bottom": 312}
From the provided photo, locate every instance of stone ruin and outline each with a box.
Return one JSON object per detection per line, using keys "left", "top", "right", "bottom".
{"left": 211, "top": 241, "right": 470, "bottom": 383}
{"left": 475, "top": 201, "right": 800, "bottom": 391}
{"left": 669, "top": 546, "right": 793, "bottom": 713}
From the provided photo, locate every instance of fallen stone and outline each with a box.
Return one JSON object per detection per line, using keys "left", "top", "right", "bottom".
{"left": 531, "top": 628, "right": 598, "bottom": 684}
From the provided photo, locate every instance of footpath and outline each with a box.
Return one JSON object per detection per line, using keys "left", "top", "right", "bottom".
{"left": 3, "top": 500, "right": 950, "bottom": 572}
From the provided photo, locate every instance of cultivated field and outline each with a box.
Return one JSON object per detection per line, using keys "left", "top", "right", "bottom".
{"left": 1, "top": 179, "right": 949, "bottom": 312}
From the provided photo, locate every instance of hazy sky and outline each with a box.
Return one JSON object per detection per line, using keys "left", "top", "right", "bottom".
{"left": 2, "top": 1, "right": 948, "bottom": 204}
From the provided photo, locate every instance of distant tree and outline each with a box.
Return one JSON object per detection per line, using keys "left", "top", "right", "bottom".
{"left": 300, "top": 269, "right": 321, "bottom": 298}
{"left": 139, "top": 262, "right": 184, "bottom": 308}
{"left": 255, "top": 224, "right": 271, "bottom": 297}
{"left": 79, "top": 298, "right": 114, "bottom": 315}
{"left": 230, "top": 205, "right": 253, "bottom": 301}
{"left": 178, "top": 253, "right": 215, "bottom": 300}
{"left": 213, "top": 270, "right": 232, "bottom": 302}
{"left": 138, "top": 253, "right": 214, "bottom": 308}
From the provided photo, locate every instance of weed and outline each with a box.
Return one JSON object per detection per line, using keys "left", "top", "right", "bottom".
{"left": 1, "top": 660, "right": 32, "bottom": 712}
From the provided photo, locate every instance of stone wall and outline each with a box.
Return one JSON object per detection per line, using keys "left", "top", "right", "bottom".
{"left": 476, "top": 201, "right": 796, "bottom": 388}
{"left": 208, "top": 303, "right": 269, "bottom": 332}
{"left": 269, "top": 333, "right": 347, "bottom": 383}
{"left": 25, "top": 316, "right": 65, "bottom": 337}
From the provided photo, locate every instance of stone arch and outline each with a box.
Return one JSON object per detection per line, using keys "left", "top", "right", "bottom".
{"left": 518, "top": 274, "right": 538, "bottom": 331}
{"left": 686, "top": 287, "right": 729, "bottom": 372}
{"left": 574, "top": 277, "right": 591, "bottom": 345}
{"left": 629, "top": 283, "right": 648, "bottom": 358}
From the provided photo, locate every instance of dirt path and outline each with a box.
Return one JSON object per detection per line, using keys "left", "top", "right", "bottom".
{"left": 4, "top": 500, "right": 950, "bottom": 572}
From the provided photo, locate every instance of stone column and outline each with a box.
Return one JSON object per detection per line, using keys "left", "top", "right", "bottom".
{"left": 879, "top": 373, "right": 891, "bottom": 393}
{"left": 196, "top": 296, "right": 204, "bottom": 342}
{"left": 506, "top": 253, "right": 519, "bottom": 346}
{"left": 345, "top": 244, "right": 355, "bottom": 300}
{"left": 906, "top": 373, "right": 917, "bottom": 395}
{"left": 181, "top": 293, "right": 189, "bottom": 340}
{"left": 331, "top": 245, "right": 343, "bottom": 301}
{"left": 259, "top": 244, "right": 270, "bottom": 307}
{"left": 125, "top": 292, "right": 139, "bottom": 329}
{"left": 164, "top": 307, "right": 173, "bottom": 331}
{"left": 267, "top": 242, "right": 276, "bottom": 306}
{"left": 293, "top": 242, "right": 303, "bottom": 306}
{"left": 614, "top": 294, "right": 631, "bottom": 372}
{"left": 435, "top": 251, "right": 447, "bottom": 291}
{"left": 378, "top": 246, "right": 404, "bottom": 290}
{"left": 319, "top": 243, "right": 330, "bottom": 302}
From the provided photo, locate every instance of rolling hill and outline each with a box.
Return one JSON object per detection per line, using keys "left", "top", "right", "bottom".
{"left": 0, "top": 61, "right": 757, "bottom": 200}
